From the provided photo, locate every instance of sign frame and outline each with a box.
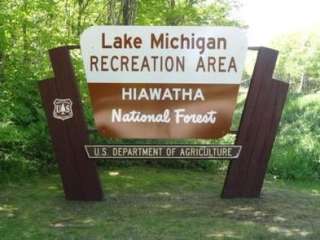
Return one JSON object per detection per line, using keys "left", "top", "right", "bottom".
{"left": 38, "top": 45, "right": 288, "bottom": 201}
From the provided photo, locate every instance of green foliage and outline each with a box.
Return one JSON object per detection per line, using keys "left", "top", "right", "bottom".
{"left": 271, "top": 28, "right": 320, "bottom": 92}
{"left": 270, "top": 93, "right": 320, "bottom": 181}
{"left": 0, "top": 0, "right": 240, "bottom": 182}
{"left": 136, "top": 0, "right": 242, "bottom": 26}
{"left": 0, "top": 0, "right": 319, "bottom": 183}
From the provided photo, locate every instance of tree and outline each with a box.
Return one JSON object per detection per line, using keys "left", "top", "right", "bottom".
{"left": 122, "top": 0, "right": 137, "bottom": 25}
{"left": 271, "top": 28, "right": 320, "bottom": 93}
{"left": 136, "top": 0, "right": 241, "bottom": 26}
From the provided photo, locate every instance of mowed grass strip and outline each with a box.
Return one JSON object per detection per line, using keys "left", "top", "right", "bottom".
{"left": 0, "top": 167, "right": 319, "bottom": 240}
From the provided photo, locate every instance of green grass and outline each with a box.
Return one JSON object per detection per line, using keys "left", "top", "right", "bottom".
{"left": 0, "top": 166, "right": 320, "bottom": 240}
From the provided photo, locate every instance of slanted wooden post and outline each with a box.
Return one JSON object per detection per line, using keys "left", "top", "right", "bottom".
{"left": 38, "top": 46, "right": 103, "bottom": 201}
{"left": 222, "top": 47, "right": 289, "bottom": 198}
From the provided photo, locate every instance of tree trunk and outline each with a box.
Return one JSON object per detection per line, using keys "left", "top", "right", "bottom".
{"left": 166, "top": 0, "right": 178, "bottom": 25}
{"left": 76, "top": 0, "right": 92, "bottom": 36}
{"left": 170, "top": 0, "right": 175, "bottom": 8}
{"left": 299, "top": 73, "right": 308, "bottom": 93}
{"left": 77, "top": 0, "right": 83, "bottom": 37}
{"left": 21, "top": 0, "right": 29, "bottom": 72}
{"left": 122, "top": 0, "right": 136, "bottom": 25}
{"left": 107, "top": 0, "right": 117, "bottom": 24}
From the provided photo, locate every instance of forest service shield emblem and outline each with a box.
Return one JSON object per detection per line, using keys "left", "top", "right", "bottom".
{"left": 53, "top": 98, "right": 73, "bottom": 121}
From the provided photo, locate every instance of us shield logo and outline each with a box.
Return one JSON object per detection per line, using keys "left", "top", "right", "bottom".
{"left": 53, "top": 98, "right": 73, "bottom": 121}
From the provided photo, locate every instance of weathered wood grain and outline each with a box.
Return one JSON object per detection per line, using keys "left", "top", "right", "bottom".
{"left": 38, "top": 47, "right": 103, "bottom": 201}
{"left": 222, "top": 47, "right": 289, "bottom": 198}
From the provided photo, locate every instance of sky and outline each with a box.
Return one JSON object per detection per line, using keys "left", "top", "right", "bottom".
{"left": 233, "top": 0, "right": 320, "bottom": 46}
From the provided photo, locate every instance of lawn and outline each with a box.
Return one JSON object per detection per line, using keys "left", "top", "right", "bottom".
{"left": 0, "top": 167, "right": 319, "bottom": 240}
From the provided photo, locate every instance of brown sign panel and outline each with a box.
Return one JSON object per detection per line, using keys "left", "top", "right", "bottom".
{"left": 80, "top": 26, "right": 248, "bottom": 139}
{"left": 88, "top": 83, "right": 239, "bottom": 138}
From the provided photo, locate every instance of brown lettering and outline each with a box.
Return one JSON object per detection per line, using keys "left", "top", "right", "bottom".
{"left": 134, "top": 37, "right": 142, "bottom": 48}
{"left": 228, "top": 57, "right": 237, "bottom": 72}
{"left": 208, "top": 57, "right": 216, "bottom": 72}
{"left": 196, "top": 57, "right": 205, "bottom": 72}
{"left": 101, "top": 56, "right": 109, "bottom": 71}
{"left": 90, "top": 56, "right": 99, "bottom": 71}
{"left": 151, "top": 33, "right": 163, "bottom": 48}
{"left": 101, "top": 33, "right": 112, "bottom": 48}
{"left": 219, "top": 57, "right": 226, "bottom": 72}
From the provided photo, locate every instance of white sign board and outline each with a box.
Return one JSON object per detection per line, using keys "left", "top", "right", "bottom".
{"left": 81, "top": 26, "right": 248, "bottom": 84}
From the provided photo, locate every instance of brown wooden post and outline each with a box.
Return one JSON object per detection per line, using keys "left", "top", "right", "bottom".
{"left": 222, "top": 47, "right": 289, "bottom": 198}
{"left": 39, "top": 46, "right": 103, "bottom": 201}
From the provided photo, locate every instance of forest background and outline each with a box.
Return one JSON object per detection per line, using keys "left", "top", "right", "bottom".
{"left": 0, "top": 0, "right": 319, "bottom": 183}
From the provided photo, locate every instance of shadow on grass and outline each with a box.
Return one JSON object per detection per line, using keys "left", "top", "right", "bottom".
{"left": 0, "top": 167, "right": 319, "bottom": 240}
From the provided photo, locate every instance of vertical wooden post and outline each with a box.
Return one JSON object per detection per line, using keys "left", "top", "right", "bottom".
{"left": 39, "top": 46, "right": 103, "bottom": 201}
{"left": 222, "top": 47, "right": 289, "bottom": 198}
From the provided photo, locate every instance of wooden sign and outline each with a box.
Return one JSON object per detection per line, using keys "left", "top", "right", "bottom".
{"left": 39, "top": 30, "right": 288, "bottom": 201}
{"left": 80, "top": 26, "right": 248, "bottom": 139}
